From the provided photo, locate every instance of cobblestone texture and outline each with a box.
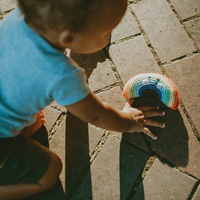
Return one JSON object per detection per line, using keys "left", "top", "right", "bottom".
{"left": 132, "top": 159, "right": 197, "bottom": 200}
{"left": 109, "top": 36, "right": 161, "bottom": 84}
{"left": 2, "top": 0, "right": 200, "bottom": 199}
{"left": 132, "top": 0, "right": 196, "bottom": 63}
{"left": 192, "top": 185, "right": 200, "bottom": 200}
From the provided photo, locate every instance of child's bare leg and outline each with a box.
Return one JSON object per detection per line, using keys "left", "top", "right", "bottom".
{"left": 0, "top": 151, "right": 62, "bottom": 200}
{"left": 20, "top": 110, "right": 46, "bottom": 137}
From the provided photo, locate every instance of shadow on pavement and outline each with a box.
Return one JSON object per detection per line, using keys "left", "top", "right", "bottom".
{"left": 67, "top": 113, "right": 150, "bottom": 200}
{"left": 131, "top": 96, "right": 189, "bottom": 167}
{"left": 119, "top": 96, "right": 189, "bottom": 200}
{"left": 70, "top": 50, "right": 107, "bottom": 80}
{"left": 66, "top": 113, "right": 92, "bottom": 199}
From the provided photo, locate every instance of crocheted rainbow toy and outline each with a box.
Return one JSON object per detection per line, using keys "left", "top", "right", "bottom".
{"left": 123, "top": 73, "right": 180, "bottom": 110}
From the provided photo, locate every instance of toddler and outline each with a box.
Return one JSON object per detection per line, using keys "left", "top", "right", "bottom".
{"left": 0, "top": 0, "right": 165, "bottom": 199}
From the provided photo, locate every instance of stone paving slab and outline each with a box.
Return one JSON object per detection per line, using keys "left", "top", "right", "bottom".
{"left": 192, "top": 185, "right": 200, "bottom": 200}
{"left": 65, "top": 113, "right": 105, "bottom": 197}
{"left": 70, "top": 50, "right": 117, "bottom": 92}
{"left": 111, "top": 8, "right": 140, "bottom": 43}
{"left": 96, "top": 86, "right": 150, "bottom": 152}
{"left": 132, "top": 0, "right": 196, "bottom": 63}
{"left": 164, "top": 54, "right": 200, "bottom": 133}
{"left": 0, "top": 0, "right": 17, "bottom": 13}
{"left": 170, "top": 0, "right": 200, "bottom": 20}
{"left": 71, "top": 135, "right": 150, "bottom": 200}
{"left": 132, "top": 158, "right": 197, "bottom": 200}
{"left": 96, "top": 86, "right": 126, "bottom": 110}
{"left": 132, "top": 95, "right": 200, "bottom": 179}
{"left": 109, "top": 36, "right": 161, "bottom": 84}
{"left": 184, "top": 18, "right": 200, "bottom": 49}
{"left": 44, "top": 106, "right": 61, "bottom": 133}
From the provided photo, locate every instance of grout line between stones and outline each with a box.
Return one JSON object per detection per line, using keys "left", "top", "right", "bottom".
{"left": 125, "top": 173, "right": 143, "bottom": 200}
{"left": 93, "top": 82, "right": 122, "bottom": 95}
{"left": 129, "top": 0, "right": 143, "bottom": 4}
{"left": 183, "top": 13, "right": 200, "bottom": 23}
{"left": 0, "top": 9, "right": 13, "bottom": 18}
{"left": 162, "top": 52, "right": 200, "bottom": 66}
{"left": 187, "top": 181, "right": 200, "bottom": 200}
{"left": 50, "top": 104, "right": 67, "bottom": 114}
{"left": 89, "top": 131, "right": 110, "bottom": 163}
{"left": 141, "top": 156, "right": 156, "bottom": 179}
{"left": 125, "top": 155, "right": 154, "bottom": 200}
{"left": 103, "top": 48, "right": 125, "bottom": 87}
{"left": 110, "top": 33, "right": 142, "bottom": 46}
{"left": 179, "top": 99, "right": 200, "bottom": 142}
{"left": 48, "top": 112, "right": 66, "bottom": 140}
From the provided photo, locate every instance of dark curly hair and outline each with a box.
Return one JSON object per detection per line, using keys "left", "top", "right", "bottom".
{"left": 18, "top": 0, "right": 103, "bottom": 33}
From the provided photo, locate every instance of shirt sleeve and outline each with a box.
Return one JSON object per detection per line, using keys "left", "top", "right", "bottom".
{"left": 49, "top": 58, "right": 90, "bottom": 106}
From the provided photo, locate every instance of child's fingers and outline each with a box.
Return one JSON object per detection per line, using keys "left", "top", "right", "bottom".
{"left": 40, "top": 113, "right": 45, "bottom": 118}
{"left": 41, "top": 118, "right": 46, "bottom": 124}
{"left": 144, "top": 110, "right": 165, "bottom": 118}
{"left": 142, "top": 127, "right": 158, "bottom": 140}
{"left": 144, "top": 119, "right": 165, "bottom": 128}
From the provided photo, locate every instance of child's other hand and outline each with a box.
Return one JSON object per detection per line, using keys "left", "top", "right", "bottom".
{"left": 122, "top": 99, "right": 165, "bottom": 140}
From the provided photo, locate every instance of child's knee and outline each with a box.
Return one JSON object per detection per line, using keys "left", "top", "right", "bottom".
{"left": 38, "top": 152, "right": 62, "bottom": 190}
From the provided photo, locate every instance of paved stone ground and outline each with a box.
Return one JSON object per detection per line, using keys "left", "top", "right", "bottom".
{"left": 1, "top": 0, "right": 200, "bottom": 199}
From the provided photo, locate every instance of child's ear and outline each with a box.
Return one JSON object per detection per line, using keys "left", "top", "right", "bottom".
{"left": 59, "top": 30, "right": 73, "bottom": 48}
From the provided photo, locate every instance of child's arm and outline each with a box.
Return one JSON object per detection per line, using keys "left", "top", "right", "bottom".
{"left": 66, "top": 92, "right": 165, "bottom": 140}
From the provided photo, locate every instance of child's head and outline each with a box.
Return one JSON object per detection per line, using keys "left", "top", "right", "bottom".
{"left": 18, "top": 0, "right": 127, "bottom": 53}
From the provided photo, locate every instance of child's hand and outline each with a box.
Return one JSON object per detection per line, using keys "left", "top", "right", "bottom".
{"left": 122, "top": 99, "right": 165, "bottom": 140}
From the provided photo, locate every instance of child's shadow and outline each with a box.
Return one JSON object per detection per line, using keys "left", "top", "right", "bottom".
{"left": 70, "top": 50, "right": 107, "bottom": 80}
{"left": 123, "top": 95, "right": 189, "bottom": 167}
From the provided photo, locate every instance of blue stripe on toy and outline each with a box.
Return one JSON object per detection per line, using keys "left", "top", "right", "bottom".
{"left": 137, "top": 85, "right": 162, "bottom": 99}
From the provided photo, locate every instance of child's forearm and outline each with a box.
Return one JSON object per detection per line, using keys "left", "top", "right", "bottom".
{"left": 90, "top": 102, "right": 131, "bottom": 133}
{"left": 66, "top": 92, "right": 164, "bottom": 139}
{"left": 66, "top": 92, "right": 132, "bottom": 133}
